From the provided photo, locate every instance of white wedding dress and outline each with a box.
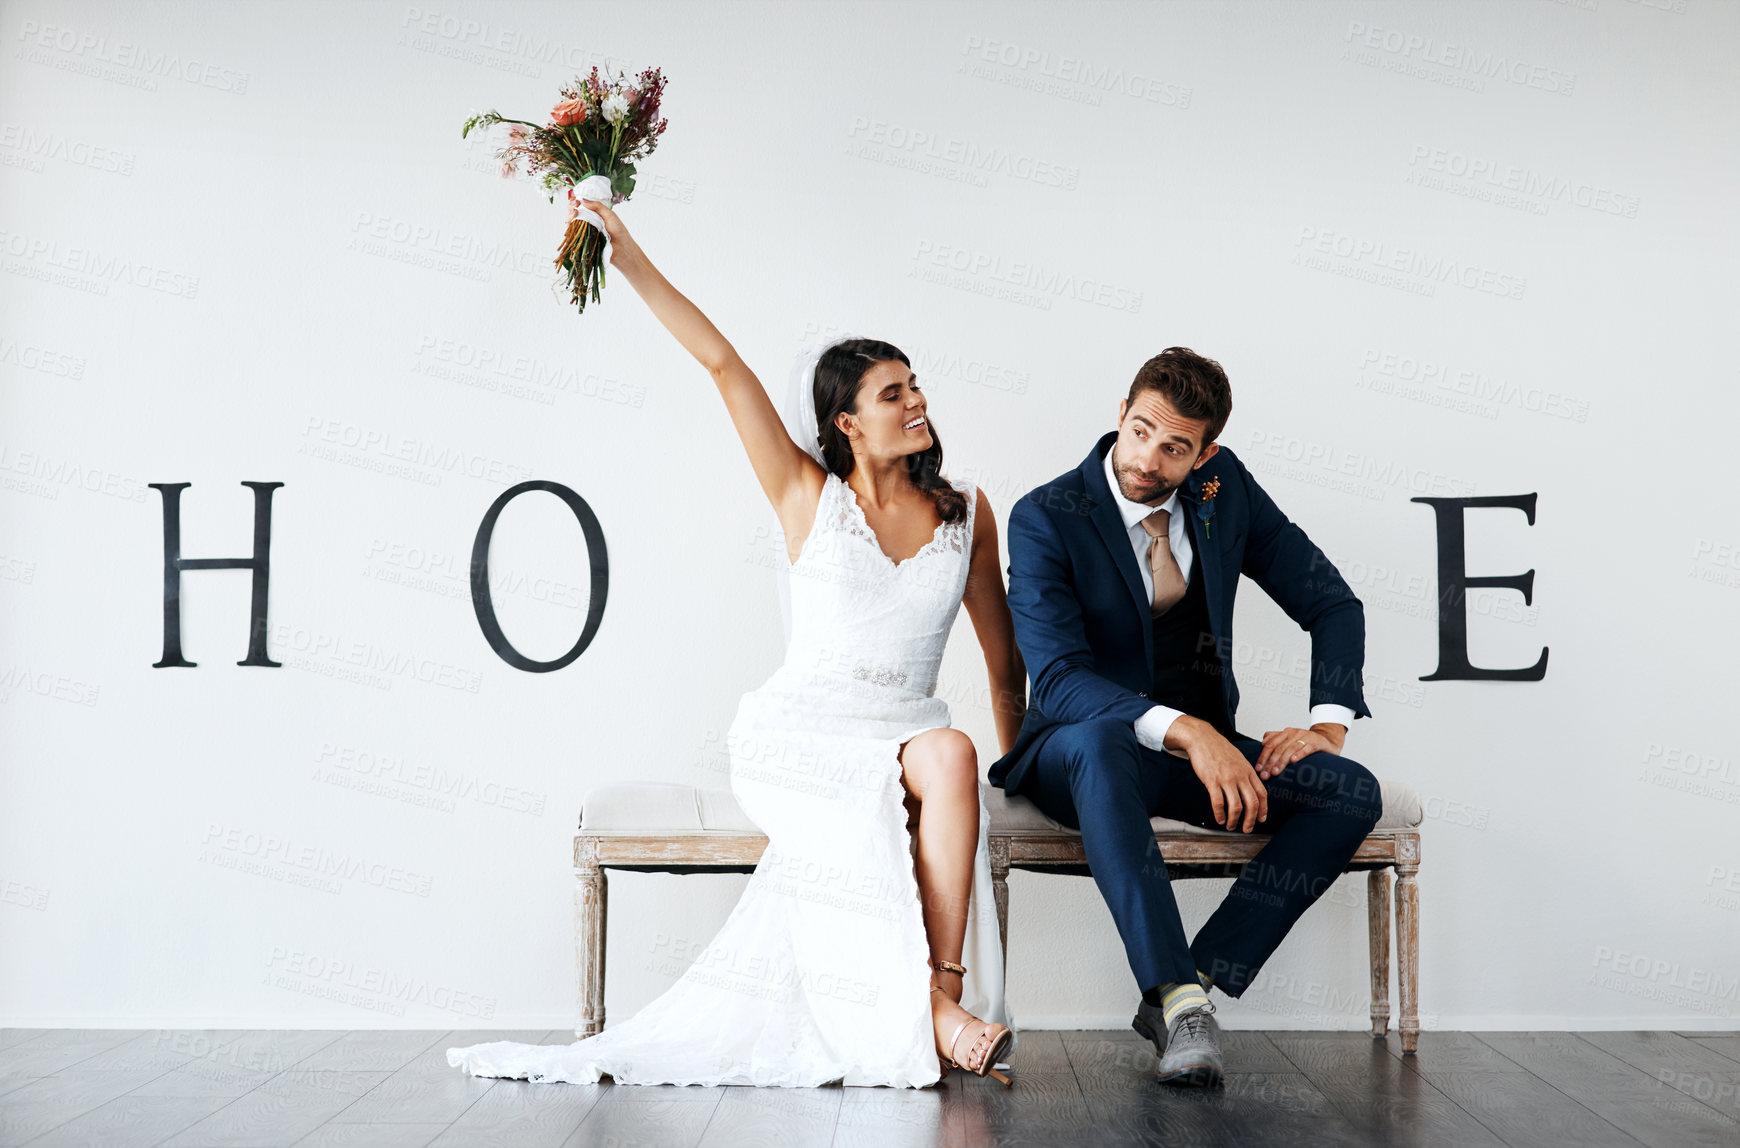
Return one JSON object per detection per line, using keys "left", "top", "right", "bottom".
{"left": 447, "top": 469, "right": 1014, "bottom": 1087}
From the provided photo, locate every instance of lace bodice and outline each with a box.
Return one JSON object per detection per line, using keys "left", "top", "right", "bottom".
{"left": 777, "top": 470, "right": 977, "bottom": 704}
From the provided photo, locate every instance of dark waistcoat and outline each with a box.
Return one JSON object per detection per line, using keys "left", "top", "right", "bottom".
{"left": 1148, "top": 549, "right": 1233, "bottom": 736}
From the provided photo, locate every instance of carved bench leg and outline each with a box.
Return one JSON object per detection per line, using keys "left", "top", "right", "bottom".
{"left": 989, "top": 836, "right": 1011, "bottom": 972}
{"left": 1396, "top": 856, "right": 1420, "bottom": 1054}
{"left": 1368, "top": 868, "right": 1392, "bottom": 1039}
{"left": 575, "top": 847, "right": 606, "bottom": 1038}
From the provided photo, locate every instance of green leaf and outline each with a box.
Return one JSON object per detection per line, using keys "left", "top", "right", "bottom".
{"left": 460, "top": 110, "right": 503, "bottom": 139}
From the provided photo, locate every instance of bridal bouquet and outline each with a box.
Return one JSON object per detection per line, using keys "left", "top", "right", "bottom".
{"left": 461, "top": 65, "right": 669, "bottom": 313}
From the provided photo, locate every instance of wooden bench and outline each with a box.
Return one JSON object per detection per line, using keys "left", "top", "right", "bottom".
{"left": 573, "top": 779, "right": 1423, "bottom": 1052}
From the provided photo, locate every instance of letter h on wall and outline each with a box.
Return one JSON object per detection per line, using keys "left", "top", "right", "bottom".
{"left": 150, "top": 482, "right": 282, "bottom": 668}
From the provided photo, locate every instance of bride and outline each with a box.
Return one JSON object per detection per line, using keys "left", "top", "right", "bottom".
{"left": 447, "top": 196, "right": 1027, "bottom": 1088}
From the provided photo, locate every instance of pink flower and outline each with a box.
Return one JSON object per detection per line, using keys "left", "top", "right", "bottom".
{"left": 507, "top": 124, "right": 527, "bottom": 144}
{"left": 499, "top": 159, "right": 516, "bottom": 179}
{"left": 551, "top": 98, "right": 587, "bottom": 126}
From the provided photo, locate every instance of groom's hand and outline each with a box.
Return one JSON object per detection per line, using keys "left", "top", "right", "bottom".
{"left": 1170, "top": 717, "right": 1268, "bottom": 833}
{"left": 1255, "top": 724, "right": 1346, "bottom": 779}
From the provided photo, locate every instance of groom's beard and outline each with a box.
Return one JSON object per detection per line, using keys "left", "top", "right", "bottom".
{"left": 1114, "top": 457, "right": 1178, "bottom": 506}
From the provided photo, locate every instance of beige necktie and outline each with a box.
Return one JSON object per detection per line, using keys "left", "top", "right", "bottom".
{"left": 1139, "top": 509, "right": 1187, "bottom": 616}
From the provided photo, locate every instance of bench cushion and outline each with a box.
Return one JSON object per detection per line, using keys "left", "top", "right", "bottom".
{"left": 581, "top": 782, "right": 762, "bottom": 833}
{"left": 581, "top": 776, "right": 1423, "bottom": 835}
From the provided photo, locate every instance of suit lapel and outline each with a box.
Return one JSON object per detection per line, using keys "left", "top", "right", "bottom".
{"left": 1080, "top": 432, "right": 1154, "bottom": 667}
{"left": 1176, "top": 469, "right": 1225, "bottom": 646}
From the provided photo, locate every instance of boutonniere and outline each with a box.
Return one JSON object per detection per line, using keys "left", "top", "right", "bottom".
{"left": 1196, "top": 476, "right": 1221, "bottom": 538}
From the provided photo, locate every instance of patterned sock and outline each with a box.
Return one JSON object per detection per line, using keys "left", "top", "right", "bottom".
{"left": 1154, "top": 981, "right": 1211, "bottom": 1027}
{"left": 1197, "top": 969, "right": 1214, "bottom": 993}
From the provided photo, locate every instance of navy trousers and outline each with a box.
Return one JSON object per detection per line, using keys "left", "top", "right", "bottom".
{"left": 1016, "top": 716, "right": 1382, "bottom": 997}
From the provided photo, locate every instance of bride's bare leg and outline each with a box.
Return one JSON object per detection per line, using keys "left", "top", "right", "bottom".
{"left": 898, "top": 728, "right": 991, "bottom": 1058}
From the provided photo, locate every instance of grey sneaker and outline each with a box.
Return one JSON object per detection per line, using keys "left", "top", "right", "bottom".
{"left": 1153, "top": 1003, "right": 1223, "bottom": 1087}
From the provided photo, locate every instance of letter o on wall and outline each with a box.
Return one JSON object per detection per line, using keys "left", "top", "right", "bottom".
{"left": 471, "top": 480, "right": 609, "bottom": 672}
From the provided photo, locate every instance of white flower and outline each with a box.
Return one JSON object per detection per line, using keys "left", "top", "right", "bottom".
{"left": 601, "top": 92, "right": 631, "bottom": 125}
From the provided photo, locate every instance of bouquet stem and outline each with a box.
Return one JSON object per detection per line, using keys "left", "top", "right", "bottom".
{"left": 554, "top": 196, "right": 607, "bottom": 310}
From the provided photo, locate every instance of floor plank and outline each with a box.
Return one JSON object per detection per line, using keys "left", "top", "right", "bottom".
{"left": 427, "top": 1078, "right": 608, "bottom": 1147}
{"left": 1266, "top": 1032, "right": 1507, "bottom": 1147}
{"left": 292, "top": 1124, "right": 448, "bottom": 1148}
{"left": 0, "top": 1068, "right": 177, "bottom": 1143}
{"left": 1305, "top": 1071, "right": 1506, "bottom": 1147}
{"left": 561, "top": 1088, "right": 725, "bottom": 1148}
{"left": 833, "top": 1086, "right": 950, "bottom": 1148}
{"left": 1071, "top": 1072, "right": 1288, "bottom": 1148}
{"left": 25, "top": 1094, "right": 241, "bottom": 1148}
{"left": 1062, "top": 1031, "right": 1365, "bottom": 1146}
{"left": 1392, "top": 1031, "right": 1643, "bottom": 1147}
{"left": 335, "top": 1029, "right": 550, "bottom": 1125}
{"left": 0, "top": 1028, "right": 1724, "bottom": 1147}
{"left": 1580, "top": 1031, "right": 1740, "bottom": 1126}
{"left": 693, "top": 1085, "right": 844, "bottom": 1148}
{"left": 1264, "top": 1031, "right": 1416, "bottom": 1081}
{"left": 127, "top": 1031, "right": 351, "bottom": 1098}
{"left": 0, "top": 1029, "right": 149, "bottom": 1092}
{"left": 159, "top": 1070, "right": 393, "bottom": 1147}
{"left": 1214, "top": 1072, "right": 1385, "bottom": 1148}
{"left": 1419, "top": 1072, "right": 1646, "bottom": 1148}
{"left": 941, "top": 1069, "right": 1099, "bottom": 1148}
{"left": 1684, "top": 1034, "right": 1740, "bottom": 1068}
{"left": 293, "top": 1032, "right": 452, "bottom": 1074}
{"left": 1478, "top": 1032, "right": 1740, "bottom": 1148}
{"left": 1000, "top": 1028, "right": 1069, "bottom": 1074}
{"left": 330, "top": 1062, "right": 497, "bottom": 1125}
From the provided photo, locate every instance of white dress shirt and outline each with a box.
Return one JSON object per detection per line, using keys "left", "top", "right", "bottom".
{"left": 1100, "top": 446, "right": 1357, "bottom": 754}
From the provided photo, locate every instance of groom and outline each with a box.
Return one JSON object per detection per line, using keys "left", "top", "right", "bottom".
{"left": 989, "top": 347, "right": 1382, "bottom": 1086}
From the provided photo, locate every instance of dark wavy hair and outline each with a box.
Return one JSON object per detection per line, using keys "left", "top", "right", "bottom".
{"left": 1129, "top": 346, "right": 1233, "bottom": 447}
{"left": 812, "top": 338, "right": 966, "bottom": 525}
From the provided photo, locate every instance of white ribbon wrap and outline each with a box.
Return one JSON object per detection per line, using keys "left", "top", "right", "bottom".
{"left": 565, "top": 173, "right": 616, "bottom": 243}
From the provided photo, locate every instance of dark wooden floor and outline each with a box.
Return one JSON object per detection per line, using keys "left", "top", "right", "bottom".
{"left": 2, "top": 1026, "right": 1737, "bottom": 1147}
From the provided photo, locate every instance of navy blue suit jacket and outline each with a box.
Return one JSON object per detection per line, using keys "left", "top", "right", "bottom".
{"left": 988, "top": 430, "right": 1371, "bottom": 796}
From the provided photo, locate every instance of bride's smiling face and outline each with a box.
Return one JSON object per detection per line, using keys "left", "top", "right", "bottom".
{"left": 836, "top": 359, "right": 931, "bottom": 457}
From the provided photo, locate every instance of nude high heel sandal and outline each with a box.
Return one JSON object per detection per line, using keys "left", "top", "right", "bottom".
{"left": 929, "top": 959, "right": 1014, "bottom": 1087}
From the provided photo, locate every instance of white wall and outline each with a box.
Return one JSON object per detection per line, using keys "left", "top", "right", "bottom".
{"left": 2, "top": 0, "right": 1735, "bottom": 1032}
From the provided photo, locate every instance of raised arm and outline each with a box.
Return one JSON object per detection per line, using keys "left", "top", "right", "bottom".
{"left": 579, "top": 197, "right": 823, "bottom": 521}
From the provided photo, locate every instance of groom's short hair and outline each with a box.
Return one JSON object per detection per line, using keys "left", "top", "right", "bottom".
{"left": 1128, "top": 347, "right": 1232, "bottom": 448}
